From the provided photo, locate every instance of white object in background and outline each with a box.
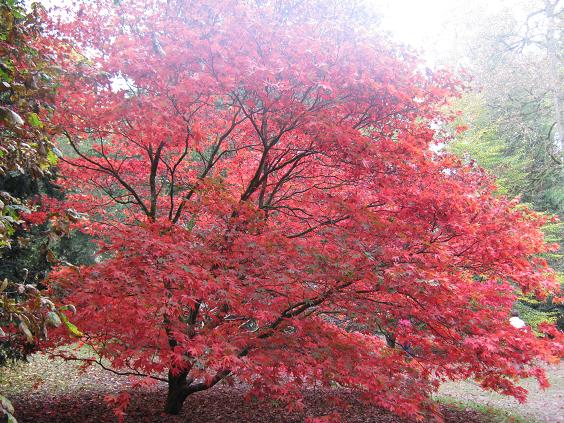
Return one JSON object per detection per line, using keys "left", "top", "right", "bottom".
{"left": 509, "top": 316, "right": 526, "bottom": 329}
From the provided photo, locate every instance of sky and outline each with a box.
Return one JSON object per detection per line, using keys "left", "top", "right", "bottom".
{"left": 371, "top": 0, "right": 533, "bottom": 64}
{"left": 372, "top": 0, "right": 455, "bottom": 49}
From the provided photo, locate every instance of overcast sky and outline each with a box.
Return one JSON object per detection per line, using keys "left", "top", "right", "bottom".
{"left": 373, "top": 0, "right": 542, "bottom": 63}
{"left": 373, "top": 0, "right": 455, "bottom": 48}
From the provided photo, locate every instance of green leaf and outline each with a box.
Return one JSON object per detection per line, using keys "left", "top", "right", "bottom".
{"left": 65, "top": 321, "right": 83, "bottom": 337}
{"left": 1, "top": 219, "right": 14, "bottom": 237}
{"left": 186, "top": 215, "right": 196, "bottom": 231}
{"left": 61, "top": 314, "right": 83, "bottom": 337}
{"left": 0, "top": 59, "right": 15, "bottom": 78}
{"left": 46, "top": 150, "right": 58, "bottom": 165}
{"left": 12, "top": 7, "right": 26, "bottom": 20}
{"left": 27, "top": 112, "right": 43, "bottom": 128}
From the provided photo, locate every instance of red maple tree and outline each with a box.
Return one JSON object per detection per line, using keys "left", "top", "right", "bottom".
{"left": 45, "top": 0, "right": 561, "bottom": 420}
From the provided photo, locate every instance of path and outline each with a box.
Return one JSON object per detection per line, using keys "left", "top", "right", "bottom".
{"left": 437, "top": 362, "right": 564, "bottom": 423}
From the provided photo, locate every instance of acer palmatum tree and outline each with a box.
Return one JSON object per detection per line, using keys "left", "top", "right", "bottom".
{"left": 45, "top": 0, "right": 562, "bottom": 420}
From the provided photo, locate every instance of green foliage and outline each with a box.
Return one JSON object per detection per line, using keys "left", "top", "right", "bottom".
{"left": 515, "top": 301, "right": 559, "bottom": 334}
{"left": 449, "top": 94, "right": 531, "bottom": 198}
{"left": 0, "top": 0, "right": 62, "bottom": 248}
{"left": 26, "top": 112, "right": 42, "bottom": 128}
{"left": 0, "top": 1, "right": 93, "bottom": 383}
{"left": 542, "top": 221, "right": 564, "bottom": 273}
{"left": 450, "top": 92, "right": 563, "bottom": 217}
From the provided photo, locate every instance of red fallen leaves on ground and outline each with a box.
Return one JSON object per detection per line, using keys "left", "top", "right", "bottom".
{"left": 11, "top": 385, "right": 491, "bottom": 423}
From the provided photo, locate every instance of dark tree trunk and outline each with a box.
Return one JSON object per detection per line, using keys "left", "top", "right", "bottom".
{"left": 163, "top": 359, "right": 231, "bottom": 414}
{"left": 164, "top": 370, "right": 190, "bottom": 415}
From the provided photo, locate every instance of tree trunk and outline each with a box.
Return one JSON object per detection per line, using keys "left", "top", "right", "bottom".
{"left": 164, "top": 370, "right": 189, "bottom": 415}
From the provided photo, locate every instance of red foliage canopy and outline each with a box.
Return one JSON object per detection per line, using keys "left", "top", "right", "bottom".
{"left": 45, "top": 0, "right": 561, "bottom": 420}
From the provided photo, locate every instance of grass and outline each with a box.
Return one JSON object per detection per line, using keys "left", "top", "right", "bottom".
{"left": 434, "top": 396, "right": 539, "bottom": 423}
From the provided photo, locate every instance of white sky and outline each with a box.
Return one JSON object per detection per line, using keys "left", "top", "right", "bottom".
{"left": 373, "top": 0, "right": 456, "bottom": 49}
{"left": 372, "top": 0, "right": 539, "bottom": 63}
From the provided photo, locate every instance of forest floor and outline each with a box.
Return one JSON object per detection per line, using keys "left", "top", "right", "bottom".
{"left": 0, "top": 353, "right": 562, "bottom": 423}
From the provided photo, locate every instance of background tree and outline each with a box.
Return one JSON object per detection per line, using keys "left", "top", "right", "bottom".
{"left": 0, "top": 1, "right": 84, "bottom": 420}
{"left": 47, "top": 0, "right": 562, "bottom": 420}
{"left": 436, "top": 0, "right": 564, "bottom": 329}
{"left": 450, "top": 0, "right": 563, "bottom": 211}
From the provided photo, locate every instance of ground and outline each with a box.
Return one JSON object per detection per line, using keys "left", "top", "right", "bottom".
{"left": 437, "top": 363, "right": 564, "bottom": 423}
{"left": 0, "top": 354, "right": 562, "bottom": 422}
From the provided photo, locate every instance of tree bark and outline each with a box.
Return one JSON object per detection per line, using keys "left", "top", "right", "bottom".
{"left": 164, "top": 370, "right": 190, "bottom": 415}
